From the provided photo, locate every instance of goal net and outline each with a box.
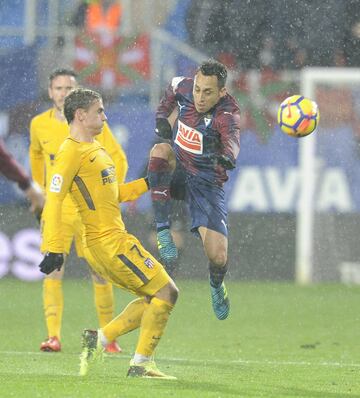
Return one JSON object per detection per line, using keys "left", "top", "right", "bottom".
{"left": 297, "top": 68, "right": 360, "bottom": 284}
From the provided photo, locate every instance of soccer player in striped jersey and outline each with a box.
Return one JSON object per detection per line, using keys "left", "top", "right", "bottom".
{"left": 29, "top": 69, "right": 127, "bottom": 353}
{"left": 149, "top": 59, "right": 241, "bottom": 320}
{"left": 39, "top": 88, "right": 178, "bottom": 379}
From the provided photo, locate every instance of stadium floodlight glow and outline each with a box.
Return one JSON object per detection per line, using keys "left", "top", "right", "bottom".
{"left": 297, "top": 67, "right": 360, "bottom": 284}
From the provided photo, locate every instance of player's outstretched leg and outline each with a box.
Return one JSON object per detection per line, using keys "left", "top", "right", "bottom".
{"left": 209, "top": 263, "right": 230, "bottom": 320}
{"left": 79, "top": 329, "right": 104, "bottom": 376}
{"left": 148, "top": 156, "right": 178, "bottom": 266}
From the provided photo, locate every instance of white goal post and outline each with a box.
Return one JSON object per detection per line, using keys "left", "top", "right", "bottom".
{"left": 296, "top": 67, "right": 360, "bottom": 284}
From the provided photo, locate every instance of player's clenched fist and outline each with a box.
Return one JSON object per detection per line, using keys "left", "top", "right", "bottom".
{"left": 39, "top": 253, "right": 64, "bottom": 274}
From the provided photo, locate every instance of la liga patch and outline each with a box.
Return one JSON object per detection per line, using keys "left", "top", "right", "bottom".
{"left": 49, "top": 174, "right": 63, "bottom": 193}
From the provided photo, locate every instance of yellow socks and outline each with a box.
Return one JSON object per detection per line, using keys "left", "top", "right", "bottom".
{"left": 93, "top": 282, "right": 114, "bottom": 328}
{"left": 43, "top": 278, "right": 63, "bottom": 338}
{"left": 100, "top": 295, "right": 174, "bottom": 358}
{"left": 102, "top": 298, "right": 148, "bottom": 342}
{"left": 135, "top": 297, "right": 173, "bottom": 357}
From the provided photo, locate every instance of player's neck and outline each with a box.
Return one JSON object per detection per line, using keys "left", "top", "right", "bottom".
{"left": 70, "top": 126, "right": 94, "bottom": 143}
{"left": 53, "top": 106, "right": 66, "bottom": 122}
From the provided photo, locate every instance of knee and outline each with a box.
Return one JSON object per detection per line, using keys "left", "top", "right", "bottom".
{"left": 155, "top": 280, "right": 179, "bottom": 305}
{"left": 208, "top": 251, "right": 227, "bottom": 267}
{"left": 169, "top": 283, "right": 179, "bottom": 304}
{"left": 150, "top": 143, "right": 172, "bottom": 159}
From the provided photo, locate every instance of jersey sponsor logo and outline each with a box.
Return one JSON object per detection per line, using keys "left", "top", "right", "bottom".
{"left": 175, "top": 120, "right": 203, "bottom": 154}
{"left": 101, "top": 166, "right": 116, "bottom": 185}
{"left": 49, "top": 174, "right": 63, "bottom": 193}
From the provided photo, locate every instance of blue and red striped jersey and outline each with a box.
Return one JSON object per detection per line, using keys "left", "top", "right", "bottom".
{"left": 156, "top": 77, "right": 241, "bottom": 185}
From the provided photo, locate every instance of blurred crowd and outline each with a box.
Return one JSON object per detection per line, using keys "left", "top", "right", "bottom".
{"left": 3, "top": 0, "right": 360, "bottom": 72}
{"left": 67, "top": 0, "right": 360, "bottom": 71}
{"left": 185, "top": 0, "right": 360, "bottom": 70}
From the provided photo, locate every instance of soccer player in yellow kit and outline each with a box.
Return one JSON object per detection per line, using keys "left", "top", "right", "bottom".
{"left": 29, "top": 69, "right": 128, "bottom": 353}
{"left": 39, "top": 88, "right": 178, "bottom": 379}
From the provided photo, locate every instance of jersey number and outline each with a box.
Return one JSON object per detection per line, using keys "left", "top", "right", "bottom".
{"left": 130, "top": 244, "right": 144, "bottom": 258}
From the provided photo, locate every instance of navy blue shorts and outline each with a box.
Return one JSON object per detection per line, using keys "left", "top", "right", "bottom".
{"left": 170, "top": 169, "right": 228, "bottom": 237}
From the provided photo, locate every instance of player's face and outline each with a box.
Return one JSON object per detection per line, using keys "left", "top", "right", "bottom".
{"left": 193, "top": 71, "right": 226, "bottom": 113}
{"left": 82, "top": 99, "right": 107, "bottom": 136}
{"left": 49, "top": 75, "right": 77, "bottom": 112}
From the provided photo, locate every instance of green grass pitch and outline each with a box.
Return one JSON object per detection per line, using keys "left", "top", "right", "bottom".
{"left": 0, "top": 278, "right": 359, "bottom": 397}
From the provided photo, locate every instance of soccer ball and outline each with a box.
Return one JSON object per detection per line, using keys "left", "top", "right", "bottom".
{"left": 277, "top": 95, "right": 320, "bottom": 137}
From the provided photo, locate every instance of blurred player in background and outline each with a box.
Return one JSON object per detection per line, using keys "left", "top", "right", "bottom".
{"left": 148, "top": 59, "right": 240, "bottom": 320}
{"left": 39, "top": 88, "right": 178, "bottom": 379}
{"left": 0, "top": 139, "right": 44, "bottom": 214}
{"left": 29, "top": 68, "right": 128, "bottom": 353}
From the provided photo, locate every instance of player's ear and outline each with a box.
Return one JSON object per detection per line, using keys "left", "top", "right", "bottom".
{"left": 48, "top": 86, "right": 53, "bottom": 100}
{"left": 219, "top": 87, "right": 227, "bottom": 98}
{"left": 75, "top": 108, "right": 85, "bottom": 122}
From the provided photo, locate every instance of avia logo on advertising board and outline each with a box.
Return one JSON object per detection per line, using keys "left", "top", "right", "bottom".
{"left": 0, "top": 229, "right": 43, "bottom": 281}
{"left": 229, "top": 166, "right": 353, "bottom": 212}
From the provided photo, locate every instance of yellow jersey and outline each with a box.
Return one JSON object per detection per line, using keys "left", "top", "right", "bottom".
{"left": 29, "top": 108, "right": 128, "bottom": 204}
{"left": 43, "top": 137, "right": 148, "bottom": 253}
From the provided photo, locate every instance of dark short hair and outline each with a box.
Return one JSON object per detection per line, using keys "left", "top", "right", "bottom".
{"left": 49, "top": 68, "right": 77, "bottom": 85}
{"left": 64, "top": 88, "right": 102, "bottom": 124}
{"left": 197, "top": 59, "right": 227, "bottom": 89}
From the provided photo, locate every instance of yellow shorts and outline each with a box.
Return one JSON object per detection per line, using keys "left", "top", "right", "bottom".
{"left": 41, "top": 204, "right": 84, "bottom": 256}
{"left": 83, "top": 232, "right": 170, "bottom": 297}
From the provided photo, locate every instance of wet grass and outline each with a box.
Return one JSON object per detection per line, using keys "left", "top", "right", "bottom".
{"left": 0, "top": 279, "right": 359, "bottom": 397}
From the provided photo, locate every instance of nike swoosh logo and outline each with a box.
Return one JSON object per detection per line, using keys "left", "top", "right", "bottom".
{"left": 90, "top": 156, "right": 96, "bottom": 162}
{"left": 42, "top": 141, "right": 50, "bottom": 144}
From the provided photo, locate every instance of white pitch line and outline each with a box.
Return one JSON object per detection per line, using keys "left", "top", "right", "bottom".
{"left": 0, "top": 351, "right": 359, "bottom": 369}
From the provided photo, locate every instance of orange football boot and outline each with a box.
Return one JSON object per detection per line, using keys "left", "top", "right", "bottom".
{"left": 40, "top": 336, "right": 61, "bottom": 352}
{"left": 105, "top": 340, "right": 122, "bottom": 354}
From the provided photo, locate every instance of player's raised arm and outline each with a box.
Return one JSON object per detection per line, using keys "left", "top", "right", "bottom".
{"left": 155, "top": 77, "right": 184, "bottom": 139}
{"left": 216, "top": 110, "right": 241, "bottom": 170}
{"left": 118, "top": 177, "right": 149, "bottom": 203}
